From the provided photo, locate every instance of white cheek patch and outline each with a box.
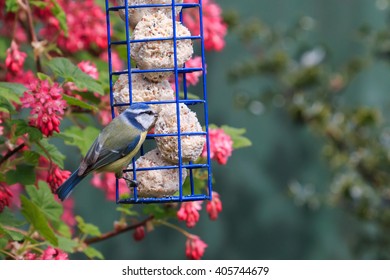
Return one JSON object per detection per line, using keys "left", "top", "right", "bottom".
{"left": 136, "top": 114, "right": 155, "bottom": 130}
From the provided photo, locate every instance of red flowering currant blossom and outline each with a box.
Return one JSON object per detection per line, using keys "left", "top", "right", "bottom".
{"left": 99, "top": 50, "right": 124, "bottom": 72}
{"left": 5, "top": 41, "right": 27, "bottom": 75}
{"left": 78, "top": 61, "right": 99, "bottom": 80}
{"left": 0, "top": 185, "right": 12, "bottom": 213}
{"left": 0, "top": 112, "right": 6, "bottom": 136}
{"left": 133, "top": 226, "right": 146, "bottom": 241}
{"left": 41, "top": 247, "right": 68, "bottom": 260}
{"left": 206, "top": 191, "right": 222, "bottom": 220}
{"left": 185, "top": 234, "right": 207, "bottom": 260}
{"left": 23, "top": 252, "right": 38, "bottom": 260}
{"left": 20, "top": 80, "right": 67, "bottom": 137}
{"left": 61, "top": 197, "right": 76, "bottom": 228}
{"left": 183, "top": 0, "right": 227, "bottom": 51}
{"left": 185, "top": 56, "right": 205, "bottom": 86}
{"left": 96, "top": 95, "right": 113, "bottom": 126}
{"left": 177, "top": 201, "right": 203, "bottom": 228}
{"left": 47, "top": 166, "right": 71, "bottom": 192}
{"left": 63, "top": 60, "right": 99, "bottom": 101}
{"left": 170, "top": 56, "right": 205, "bottom": 89}
{"left": 202, "top": 128, "right": 233, "bottom": 165}
{"left": 5, "top": 70, "right": 36, "bottom": 86}
{"left": 39, "top": 0, "right": 107, "bottom": 53}
{"left": 90, "top": 172, "right": 128, "bottom": 201}
{"left": 0, "top": 4, "right": 27, "bottom": 43}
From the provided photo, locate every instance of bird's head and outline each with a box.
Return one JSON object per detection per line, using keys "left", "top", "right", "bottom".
{"left": 122, "top": 103, "right": 158, "bottom": 131}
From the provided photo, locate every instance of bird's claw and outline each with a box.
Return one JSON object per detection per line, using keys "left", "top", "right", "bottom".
{"left": 123, "top": 178, "right": 139, "bottom": 188}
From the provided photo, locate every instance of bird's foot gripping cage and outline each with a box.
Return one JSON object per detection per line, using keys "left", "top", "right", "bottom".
{"left": 105, "top": 0, "right": 212, "bottom": 204}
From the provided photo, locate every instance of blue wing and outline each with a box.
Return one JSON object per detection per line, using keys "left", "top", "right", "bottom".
{"left": 78, "top": 116, "right": 142, "bottom": 176}
{"left": 79, "top": 135, "right": 141, "bottom": 175}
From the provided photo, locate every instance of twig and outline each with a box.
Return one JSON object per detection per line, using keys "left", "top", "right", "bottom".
{"left": 84, "top": 216, "right": 154, "bottom": 245}
{"left": 0, "top": 143, "right": 25, "bottom": 167}
{"left": 18, "top": 0, "right": 42, "bottom": 72}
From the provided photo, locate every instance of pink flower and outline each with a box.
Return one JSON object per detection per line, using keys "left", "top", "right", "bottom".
{"left": 202, "top": 128, "right": 233, "bottom": 165}
{"left": 0, "top": 186, "right": 12, "bottom": 213}
{"left": 41, "top": 247, "right": 68, "bottom": 260}
{"left": 5, "top": 70, "right": 36, "bottom": 86}
{"left": 63, "top": 60, "right": 99, "bottom": 100}
{"left": 39, "top": 0, "right": 107, "bottom": 53}
{"left": 185, "top": 235, "right": 207, "bottom": 260}
{"left": 206, "top": 191, "right": 222, "bottom": 220}
{"left": 24, "top": 252, "right": 38, "bottom": 260}
{"left": 20, "top": 80, "right": 67, "bottom": 137}
{"left": 183, "top": 0, "right": 227, "bottom": 51}
{"left": 5, "top": 41, "right": 27, "bottom": 75}
{"left": 133, "top": 226, "right": 146, "bottom": 241}
{"left": 99, "top": 50, "right": 124, "bottom": 72}
{"left": 90, "top": 172, "right": 127, "bottom": 201}
{"left": 96, "top": 95, "right": 112, "bottom": 126}
{"left": 77, "top": 61, "right": 99, "bottom": 80}
{"left": 8, "top": 183, "right": 23, "bottom": 209}
{"left": 177, "top": 201, "right": 203, "bottom": 228}
{"left": 185, "top": 56, "right": 204, "bottom": 86}
{"left": 61, "top": 198, "right": 76, "bottom": 228}
{"left": 170, "top": 56, "right": 205, "bottom": 88}
{"left": 0, "top": 111, "right": 6, "bottom": 136}
{"left": 0, "top": 3, "right": 27, "bottom": 43}
{"left": 47, "top": 165, "right": 71, "bottom": 193}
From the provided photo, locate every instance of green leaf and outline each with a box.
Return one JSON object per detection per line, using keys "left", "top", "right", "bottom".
{"left": 12, "top": 119, "right": 43, "bottom": 142}
{"left": 83, "top": 246, "right": 104, "bottom": 260}
{"left": 23, "top": 151, "right": 40, "bottom": 165}
{"left": 0, "top": 236, "right": 8, "bottom": 249}
{"left": 35, "top": 139, "right": 65, "bottom": 168}
{"left": 0, "top": 225, "right": 24, "bottom": 241}
{"left": 220, "top": 125, "right": 252, "bottom": 149}
{"left": 62, "top": 94, "right": 97, "bottom": 112}
{"left": 143, "top": 204, "right": 176, "bottom": 219}
{"left": 179, "top": 92, "right": 200, "bottom": 100}
{"left": 37, "top": 72, "right": 53, "bottom": 82}
{"left": 57, "top": 222, "right": 72, "bottom": 239}
{"left": 20, "top": 195, "right": 58, "bottom": 246}
{"left": 62, "top": 126, "right": 100, "bottom": 156}
{"left": 56, "top": 235, "right": 78, "bottom": 253}
{"left": 0, "top": 208, "right": 25, "bottom": 227}
{"left": 6, "top": 164, "right": 36, "bottom": 185}
{"left": 47, "top": 58, "right": 104, "bottom": 95}
{"left": 50, "top": 0, "right": 68, "bottom": 36}
{"left": 116, "top": 206, "right": 139, "bottom": 217}
{"left": 0, "top": 82, "right": 24, "bottom": 104}
{"left": 75, "top": 216, "right": 101, "bottom": 237}
{"left": 0, "top": 82, "right": 27, "bottom": 96}
{"left": 5, "top": 0, "right": 18, "bottom": 12}
{"left": 30, "top": 1, "right": 49, "bottom": 8}
{"left": 72, "top": 91, "right": 102, "bottom": 105}
{"left": 25, "top": 183, "right": 63, "bottom": 223}
{"left": 0, "top": 96, "right": 15, "bottom": 113}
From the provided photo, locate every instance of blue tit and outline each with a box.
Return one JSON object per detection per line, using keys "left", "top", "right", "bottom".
{"left": 56, "top": 103, "right": 157, "bottom": 201}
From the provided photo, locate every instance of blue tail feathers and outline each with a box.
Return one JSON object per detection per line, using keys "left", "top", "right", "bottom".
{"left": 56, "top": 168, "right": 85, "bottom": 201}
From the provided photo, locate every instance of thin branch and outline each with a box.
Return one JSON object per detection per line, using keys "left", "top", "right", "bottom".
{"left": 18, "top": 0, "right": 42, "bottom": 72}
{"left": 0, "top": 143, "right": 25, "bottom": 167}
{"left": 84, "top": 216, "right": 154, "bottom": 245}
{"left": 154, "top": 219, "right": 191, "bottom": 237}
{"left": 1, "top": 225, "right": 28, "bottom": 236}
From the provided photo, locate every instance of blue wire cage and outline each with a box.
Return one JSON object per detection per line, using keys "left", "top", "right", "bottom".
{"left": 104, "top": 0, "right": 212, "bottom": 204}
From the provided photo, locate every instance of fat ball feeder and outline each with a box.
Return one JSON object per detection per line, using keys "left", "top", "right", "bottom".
{"left": 105, "top": 0, "right": 212, "bottom": 204}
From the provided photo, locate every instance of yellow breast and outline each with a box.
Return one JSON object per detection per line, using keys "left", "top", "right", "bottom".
{"left": 97, "top": 131, "right": 147, "bottom": 174}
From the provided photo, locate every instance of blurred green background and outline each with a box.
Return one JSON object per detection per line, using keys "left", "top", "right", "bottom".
{"left": 70, "top": 0, "right": 390, "bottom": 259}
